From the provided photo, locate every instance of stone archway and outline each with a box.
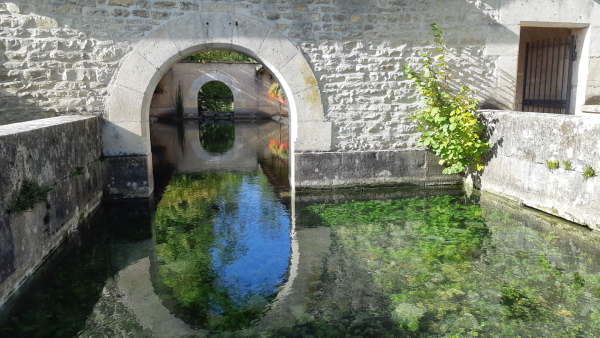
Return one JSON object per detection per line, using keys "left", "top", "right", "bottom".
{"left": 102, "top": 10, "right": 332, "bottom": 198}
{"left": 186, "top": 72, "right": 242, "bottom": 112}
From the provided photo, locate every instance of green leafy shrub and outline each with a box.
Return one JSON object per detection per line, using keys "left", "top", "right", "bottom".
{"left": 583, "top": 165, "right": 596, "bottom": 181}
{"left": 404, "top": 24, "right": 489, "bottom": 174}
{"left": 546, "top": 160, "right": 559, "bottom": 172}
{"left": 562, "top": 160, "right": 573, "bottom": 171}
{"left": 6, "top": 180, "right": 52, "bottom": 214}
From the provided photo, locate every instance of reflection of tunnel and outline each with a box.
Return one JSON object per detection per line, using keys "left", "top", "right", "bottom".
{"left": 197, "top": 81, "right": 235, "bottom": 114}
{"left": 198, "top": 121, "right": 235, "bottom": 154}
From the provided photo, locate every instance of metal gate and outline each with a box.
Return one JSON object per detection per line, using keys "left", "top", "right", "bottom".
{"left": 522, "top": 35, "right": 576, "bottom": 114}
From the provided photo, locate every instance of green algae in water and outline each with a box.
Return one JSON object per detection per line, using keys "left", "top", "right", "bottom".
{"left": 305, "top": 195, "right": 600, "bottom": 337}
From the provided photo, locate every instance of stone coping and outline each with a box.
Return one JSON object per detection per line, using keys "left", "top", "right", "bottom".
{"left": 0, "top": 115, "right": 97, "bottom": 137}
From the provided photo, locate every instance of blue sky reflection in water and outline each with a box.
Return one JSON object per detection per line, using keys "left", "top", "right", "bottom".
{"left": 210, "top": 175, "right": 291, "bottom": 308}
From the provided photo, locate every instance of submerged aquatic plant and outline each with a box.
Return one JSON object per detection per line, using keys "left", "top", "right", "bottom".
{"left": 583, "top": 165, "right": 596, "bottom": 181}
{"left": 6, "top": 180, "right": 52, "bottom": 215}
{"left": 305, "top": 195, "right": 600, "bottom": 336}
{"left": 546, "top": 160, "right": 559, "bottom": 172}
{"left": 562, "top": 160, "right": 573, "bottom": 171}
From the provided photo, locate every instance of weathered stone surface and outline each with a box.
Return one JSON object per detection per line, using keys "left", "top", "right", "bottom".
{"left": 0, "top": 116, "right": 101, "bottom": 210}
{"left": 295, "top": 149, "right": 462, "bottom": 189}
{"left": 470, "top": 110, "right": 600, "bottom": 231}
{"left": 102, "top": 154, "right": 154, "bottom": 198}
{"left": 0, "top": 116, "right": 103, "bottom": 308}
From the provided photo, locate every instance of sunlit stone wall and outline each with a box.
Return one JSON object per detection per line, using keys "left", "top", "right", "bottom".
{"left": 1, "top": 0, "right": 600, "bottom": 150}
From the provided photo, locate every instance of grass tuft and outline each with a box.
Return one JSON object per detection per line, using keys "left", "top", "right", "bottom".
{"left": 562, "top": 160, "right": 573, "bottom": 171}
{"left": 546, "top": 160, "right": 559, "bottom": 172}
{"left": 6, "top": 180, "right": 52, "bottom": 215}
{"left": 70, "top": 167, "right": 84, "bottom": 177}
{"left": 583, "top": 166, "right": 596, "bottom": 181}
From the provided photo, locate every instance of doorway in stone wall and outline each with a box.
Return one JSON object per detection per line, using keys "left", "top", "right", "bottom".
{"left": 516, "top": 26, "right": 587, "bottom": 114}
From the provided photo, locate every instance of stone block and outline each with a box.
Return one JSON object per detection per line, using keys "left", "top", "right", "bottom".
{"left": 163, "top": 13, "right": 205, "bottom": 57}
{"left": 108, "top": 0, "right": 133, "bottom": 6}
{"left": 134, "top": 27, "right": 181, "bottom": 73}
{"left": 199, "top": 11, "right": 234, "bottom": 50}
{"left": 108, "top": 85, "right": 150, "bottom": 123}
{"left": 232, "top": 14, "right": 270, "bottom": 58}
{"left": 102, "top": 154, "right": 154, "bottom": 198}
{"left": 113, "top": 51, "right": 161, "bottom": 97}
{"left": 295, "top": 120, "right": 332, "bottom": 151}
{"left": 102, "top": 120, "right": 150, "bottom": 156}
{"left": 279, "top": 53, "right": 319, "bottom": 95}
{"left": 256, "top": 29, "right": 300, "bottom": 72}
{"left": 294, "top": 86, "right": 325, "bottom": 122}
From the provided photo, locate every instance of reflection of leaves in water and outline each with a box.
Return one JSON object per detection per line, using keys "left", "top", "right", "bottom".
{"left": 154, "top": 173, "right": 277, "bottom": 331}
{"left": 199, "top": 81, "right": 234, "bottom": 113}
{"left": 305, "top": 195, "right": 600, "bottom": 337}
{"left": 199, "top": 123, "right": 235, "bottom": 154}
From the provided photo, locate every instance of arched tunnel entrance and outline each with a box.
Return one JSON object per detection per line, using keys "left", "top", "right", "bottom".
{"left": 99, "top": 12, "right": 333, "bottom": 335}
{"left": 102, "top": 12, "right": 332, "bottom": 199}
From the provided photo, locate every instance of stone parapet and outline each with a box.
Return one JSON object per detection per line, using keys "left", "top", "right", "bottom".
{"left": 470, "top": 110, "right": 600, "bottom": 231}
{"left": 0, "top": 116, "right": 103, "bottom": 308}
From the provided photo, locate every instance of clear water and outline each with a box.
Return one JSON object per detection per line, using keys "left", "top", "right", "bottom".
{"left": 2, "top": 120, "right": 600, "bottom": 337}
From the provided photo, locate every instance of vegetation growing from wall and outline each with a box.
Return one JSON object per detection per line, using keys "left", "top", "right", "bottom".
{"left": 583, "top": 165, "right": 596, "bottom": 181}
{"left": 182, "top": 51, "right": 255, "bottom": 63}
{"left": 404, "top": 24, "right": 489, "bottom": 175}
{"left": 198, "top": 81, "right": 234, "bottom": 113}
{"left": 6, "top": 180, "right": 52, "bottom": 214}
{"left": 546, "top": 160, "right": 559, "bottom": 172}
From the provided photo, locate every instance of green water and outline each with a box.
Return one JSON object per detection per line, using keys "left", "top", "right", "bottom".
{"left": 2, "top": 121, "right": 600, "bottom": 337}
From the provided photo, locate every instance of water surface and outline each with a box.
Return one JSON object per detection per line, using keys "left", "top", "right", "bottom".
{"left": 2, "top": 120, "right": 600, "bottom": 337}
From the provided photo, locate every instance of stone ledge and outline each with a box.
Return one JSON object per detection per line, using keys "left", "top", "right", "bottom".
{"left": 294, "top": 149, "right": 462, "bottom": 189}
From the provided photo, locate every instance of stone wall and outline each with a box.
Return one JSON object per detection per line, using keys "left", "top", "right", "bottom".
{"left": 3, "top": 0, "right": 600, "bottom": 195}
{"left": 151, "top": 62, "right": 289, "bottom": 118}
{"left": 4, "top": 1, "right": 600, "bottom": 145}
{"left": 469, "top": 110, "right": 600, "bottom": 231}
{"left": 0, "top": 116, "right": 103, "bottom": 308}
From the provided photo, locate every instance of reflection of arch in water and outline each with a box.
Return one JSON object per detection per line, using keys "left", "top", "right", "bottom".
{"left": 198, "top": 122, "right": 235, "bottom": 154}
{"left": 186, "top": 72, "right": 243, "bottom": 112}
